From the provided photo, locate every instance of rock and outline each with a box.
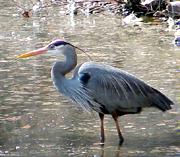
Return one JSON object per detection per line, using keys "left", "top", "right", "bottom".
{"left": 143, "top": 0, "right": 167, "bottom": 15}
{"left": 122, "top": 13, "right": 143, "bottom": 26}
{"left": 142, "top": 0, "right": 167, "bottom": 10}
{"left": 124, "top": 0, "right": 167, "bottom": 16}
{"left": 173, "top": 36, "right": 180, "bottom": 46}
{"left": 167, "top": 1, "right": 180, "bottom": 17}
{"left": 153, "top": 10, "right": 167, "bottom": 17}
{"left": 173, "top": 19, "right": 180, "bottom": 46}
{"left": 123, "top": 0, "right": 147, "bottom": 16}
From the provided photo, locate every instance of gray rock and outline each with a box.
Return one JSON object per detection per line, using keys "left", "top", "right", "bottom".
{"left": 167, "top": 1, "right": 180, "bottom": 17}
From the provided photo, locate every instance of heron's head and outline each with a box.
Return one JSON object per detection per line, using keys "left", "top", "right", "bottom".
{"left": 17, "top": 39, "right": 74, "bottom": 58}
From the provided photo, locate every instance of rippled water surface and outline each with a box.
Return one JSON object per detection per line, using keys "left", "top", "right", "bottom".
{"left": 0, "top": 1, "right": 179, "bottom": 157}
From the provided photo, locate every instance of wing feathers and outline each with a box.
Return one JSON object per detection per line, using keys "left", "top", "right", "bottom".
{"left": 148, "top": 88, "right": 173, "bottom": 111}
{"left": 78, "top": 62, "right": 173, "bottom": 112}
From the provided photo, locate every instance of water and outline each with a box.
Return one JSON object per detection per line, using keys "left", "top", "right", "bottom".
{"left": 0, "top": 1, "right": 179, "bottom": 157}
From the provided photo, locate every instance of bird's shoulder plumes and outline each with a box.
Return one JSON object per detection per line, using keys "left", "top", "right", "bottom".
{"left": 77, "top": 62, "right": 173, "bottom": 113}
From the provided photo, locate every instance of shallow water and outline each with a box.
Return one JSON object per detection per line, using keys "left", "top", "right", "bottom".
{"left": 0, "top": 1, "right": 179, "bottom": 157}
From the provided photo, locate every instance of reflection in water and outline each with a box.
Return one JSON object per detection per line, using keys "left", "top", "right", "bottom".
{"left": 95, "top": 145, "right": 121, "bottom": 157}
{"left": 0, "top": 1, "right": 179, "bottom": 157}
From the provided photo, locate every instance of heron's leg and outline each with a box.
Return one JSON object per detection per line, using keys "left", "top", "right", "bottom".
{"left": 99, "top": 113, "right": 105, "bottom": 144}
{"left": 112, "top": 114, "right": 124, "bottom": 145}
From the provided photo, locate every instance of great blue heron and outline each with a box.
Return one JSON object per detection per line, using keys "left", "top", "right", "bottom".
{"left": 17, "top": 39, "right": 174, "bottom": 145}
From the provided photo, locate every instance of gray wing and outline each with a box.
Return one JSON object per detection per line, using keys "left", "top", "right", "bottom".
{"left": 78, "top": 62, "right": 173, "bottom": 113}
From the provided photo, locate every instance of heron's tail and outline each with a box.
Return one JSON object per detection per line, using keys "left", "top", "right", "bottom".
{"left": 149, "top": 88, "right": 174, "bottom": 112}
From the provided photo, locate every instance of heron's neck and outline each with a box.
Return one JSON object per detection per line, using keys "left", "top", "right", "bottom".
{"left": 51, "top": 46, "right": 77, "bottom": 81}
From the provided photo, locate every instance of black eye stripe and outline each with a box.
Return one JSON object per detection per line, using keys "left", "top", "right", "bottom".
{"left": 53, "top": 41, "right": 68, "bottom": 46}
{"left": 48, "top": 40, "right": 68, "bottom": 49}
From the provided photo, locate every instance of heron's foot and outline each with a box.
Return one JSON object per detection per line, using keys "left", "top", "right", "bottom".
{"left": 118, "top": 136, "right": 124, "bottom": 145}
{"left": 99, "top": 142, "right": 105, "bottom": 146}
{"left": 100, "top": 136, "right": 105, "bottom": 145}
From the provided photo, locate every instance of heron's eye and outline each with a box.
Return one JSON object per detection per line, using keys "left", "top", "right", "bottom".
{"left": 48, "top": 44, "right": 55, "bottom": 49}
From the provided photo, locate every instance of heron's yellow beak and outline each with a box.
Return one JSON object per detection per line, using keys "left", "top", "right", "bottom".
{"left": 17, "top": 47, "right": 48, "bottom": 58}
